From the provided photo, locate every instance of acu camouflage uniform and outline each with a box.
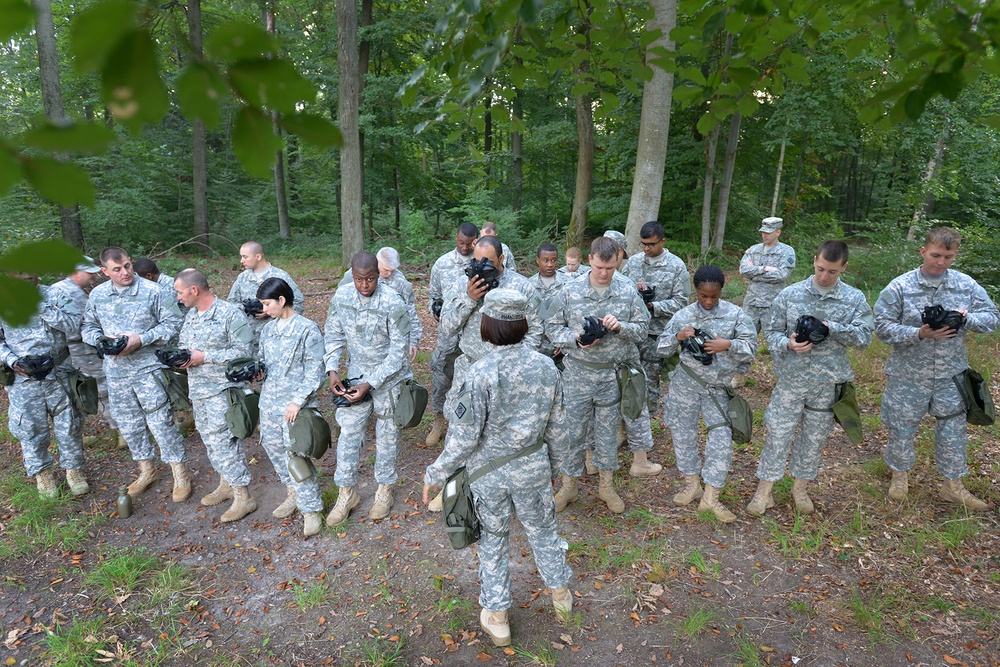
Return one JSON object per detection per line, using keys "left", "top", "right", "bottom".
{"left": 50, "top": 277, "right": 116, "bottom": 429}
{"left": 424, "top": 343, "right": 572, "bottom": 613}
{"left": 739, "top": 241, "right": 796, "bottom": 332}
{"left": 527, "top": 271, "right": 568, "bottom": 358}
{"left": 179, "top": 298, "right": 255, "bottom": 487}
{"left": 757, "top": 278, "right": 873, "bottom": 482}
{"left": 324, "top": 282, "right": 412, "bottom": 488}
{"left": 557, "top": 264, "right": 588, "bottom": 279}
{"left": 257, "top": 314, "right": 326, "bottom": 513}
{"left": 227, "top": 265, "right": 305, "bottom": 349}
{"left": 82, "top": 278, "right": 186, "bottom": 464}
{"left": 545, "top": 272, "right": 653, "bottom": 475}
{"left": 657, "top": 301, "right": 757, "bottom": 488}
{"left": 0, "top": 286, "right": 84, "bottom": 477}
{"left": 340, "top": 268, "right": 423, "bottom": 349}
{"left": 621, "top": 250, "right": 692, "bottom": 417}
{"left": 874, "top": 268, "right": 1000, "bottom": 479}
{"left": 428, "top": 249, "right": 473, "bottom": 413}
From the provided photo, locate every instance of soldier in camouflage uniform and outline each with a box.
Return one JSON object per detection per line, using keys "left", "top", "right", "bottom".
{"left": 739, "top": 217, "right": 797, "bottom": 333}
{"left": 423, "top": 289, "right": 573, "bottom": 647}
{"left": 657, "top": 266, "right": 757, "bottom": 523}
{"left": 621, "top": 221, "right": 692, "bottom": 421}
{"left": 426, "top": 223, "right": 479, "bottom": 446}
{"left": 557, "top": 247, "right": 586, "bottom": 279}
{"left": 528, "top": 243, "right": 568, "bottom": 359}
{"left": 1, "top": 279, "right": 88, "bottom": 498}
{"left": 50, "top": 258, "right": 120, "bottom": 441}
{"left": 874, "top": 227, "right": 999, "bottom": 510}
{"left": 82, "top": 247, "right": 189, "bottom": 502}
{"left": 324, "top": 253, "right": 412, "bottom": 526}
{"left": 479, "top": 221, "right": 517, "bottom": 271}
{"left": 175, "top": 269, "right": 258, "bottom": 523}
{"left": 545, "top": 237, "right": 653, "bottom": 514}
{"left": 227, "top": 242, "right": 305, "bottom": 350}
{"left": 747, "top": 241, "right": 873, "bottom": 517}
{"left": 255, "top": 277, "right": 326, "bottom": 537}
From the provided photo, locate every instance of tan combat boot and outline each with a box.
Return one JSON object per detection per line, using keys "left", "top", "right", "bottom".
{"left": 303, "top": 511, "right": 323, "bottom": 537}
{"left": 35, "top": 468, "right": 58, "bottom": 499}
{"left": 221, "top": 486, "right": 258, "bottom": 523}
{"left": 127, "top": 460, "right": 159, "bottom": 497}
{"left": 584, "top": 450, "right": 598, "bottom": 475}
{"left": 551, "top": 586, "right": 572, "bottom": 623}
{"left": 939, "top": 478, "right": 989, "bottom": 511}
{"left": 554, "top": 474, "right": 579, "bottom": 513}
{"left": 629, "top": 450, "right": 662, "bottom": 478}
{"left": 731, "top": 372, "right": 746, "bottom": 389}
{"left": 170, "top": 462, "right": 192, "bottom": 502}
{"left": 428, "top": 489, "right": 444, "bottom": 513}
{"left": 672, "top": 474, "right": 704, "bottom": 506}
{"left": 370, "top": 484, "right": 393, "bottom": 520}
{"left": 65, "top": 469, "right": 90, "bottom": 496}
{"left": 480, "top": 609, "right": 511, "bottom": 647}
{"left": 791, "top": 478, "right": 814, "bottom": 514}
{"left": 888, "top": 470, "right": 908, "bottom": 501}
{"left": 325, "top": 486, "right": 360, "bottom": 526}
{"left": 746, "top": 479, "right": 775, "bottom": 516}
{"left": 201, "top": 478, "right": 234, "bottom": 506}
{"left": 425, "top": 413, "right": 446, "bottom": 447}
{"left": 699, "top": 484, "right": 737, "bottom": 523}
{"left": 598, "top": 470, "right": 625, "bottom": 514}
{"left": 273, "top": 486, "right": 297, "bottom": 518}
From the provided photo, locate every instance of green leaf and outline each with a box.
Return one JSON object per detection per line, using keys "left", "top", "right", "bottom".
{"left": 737, "top": 95, "right": 760, "bottom": 117}
{"left": 783, "top": 66, "right": 809, "bottom": 83}
{"left": 0, "top": 0, "right": 32, "bottom": 41}
{"left": 844, "top": 33, "right": 869, "bottom": 60}
{"left": 696, "top": 112, "right": 718, "bottom": 135}
{"left": 810, "top": 7, "right": 831, "bottom": 35}
{"left": 0, "top": 274, "right": 42, "bottom": 327}
{"left": 205, "top": 22, "right": 278, "bottom": 63}
{"left": 22, "top": 157, "right": 95, "bottom": 206}
{"left": 176, "top": 62, "right": 228, "bottom": 128}
{"left": 601, "top": 91, "right": 620, "bottom": 110}
{"left": 511, "top": 62, "right": 529, "bottom": 88}
{"left": 671, "top": 84, "right": 703, "bottom": 105}
{"left": 979, "top": 116, "right": 1000, "bottom": 131}
{"left": 19, "top": 121, "right": 116, "bottom": 154}
{"left": 903, "top": 89, "right": 927, "bottom": 120}
{"left": 570, "top": 81, "right": 594, "bottom": 98}
{"left": 677, "top": 66, "right": 707, "bottom": 86}
{"left": 279, "top": 114, "right": 342, "bottom": 148}
{"left": 69, "top": 0, "right": 136, "bottom": 74}
{"left": 519, "top": 0, "right": 543, "bottom": 23}
{"left": 101, "top": 29, "right": 169, "bottom": 133}
{"left": 0, "top": 147, "right": 23, "bottom": 197}
{"left": 232, "top": 107, "right": 282, "bottom": 179}
{"left": 724, "top": 11, "right": 745, "bottom": 35}
{"left": 229, "top": 59, "right": 317, "bottom": 114}
{"left": 0, "top": 239, "right": 84, "bottom": 275}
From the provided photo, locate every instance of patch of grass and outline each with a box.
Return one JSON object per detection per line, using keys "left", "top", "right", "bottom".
{"left": 684, "top": 548, "right": 721, "bottom": 579}
{"left": 788, "top": 599, "right": 814, "bottom": 616}
{"left": 593, "top": 538, "right": 664, "bottom": 571}
{"left": 936, "top": 517, "right": 980, "bottom": 552}
{"left": 846, "top": 584, "right": 912, "bottom": 648}
{"left": 86, "top": 549, "right": 160, "bottom": 601}
{"left": 514, "top": 641, "right": 558, "bottom": 666}
{"left": 40, "top": 616, "right": 109, "bottom": 667}
{"left": 345, "top": 636, "right": 405, "bottom": 667}
{"left": 763, "top": 516, "right": 824, "bottom": 559}
{"left": 292, "top": 581, "right": 329, "bottom": 610}
{"left": 675, "top": 603, "right": 719, "bottom": 638}
{"left": 961, "top": 605, "right": 1000, "bottom": 631}
{"left": 729, "top": 635, "right": 766, "bottom": 667}
{"left": 0, "top": 472, "right": 104, "bottom": 557}
{"left": 626, "top": 508, "right": 665, "bottom": 528}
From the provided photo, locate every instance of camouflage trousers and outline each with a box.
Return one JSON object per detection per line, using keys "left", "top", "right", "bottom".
{"left": 473, "top": 475, "right": 572, "bottom": 612}
{"left": 429, "top": 327, "right": 460, "bottom": 414}
{"left": 6, "top": 378, "right": 83, "bottom": 477}
{"left": 639, "top": 336, "right": 665, "bottom": 419}
{"left": 665, "top": 369, "right": 733, "bottom": 488}
{"left": 258, "top": 406, "right": 323, "bottom": 513}
{"left": 68, "top": 342, "right": 117, "bottom": 428}
{"left": 578, "top": 368, "right": 655, "bottom": 460}
{"left": 562, "top": 360, "right": 635, "bottom": 475}
{"left": 756, "top": 378, "right": 836, "bottom": 482}
{"left": 334, "top": 381, "right": 403, "bottom": 488}
{"left": 107, "top": 373, "right": 186, "bottom": 464}
{"left": 881, "top": 375, "right": 968, "bottom": 480}
{"left": 192, "top": 392, "right": 251, "bottom": 487}
{"left": 744, "top": 304, "right": 771, "bottom": 335}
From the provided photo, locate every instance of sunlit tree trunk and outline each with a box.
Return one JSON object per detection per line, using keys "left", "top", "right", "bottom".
{"left": 700, "top": 124, "right": 720, "bottom": 254}
{"left": 712, "top": 110, "right": 741, "bottom": 249}
{"left": 338, "top": 0, "right": 364, "bottom": 265}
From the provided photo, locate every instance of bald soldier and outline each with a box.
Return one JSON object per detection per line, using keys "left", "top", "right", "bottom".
{"left": 227, "top": 241, "right": 305, "bottom": 350}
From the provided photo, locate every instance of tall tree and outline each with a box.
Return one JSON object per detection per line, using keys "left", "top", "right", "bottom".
{"left": 32, "top": 0, "right": 84, "bottom": 249}
{"left": 699, "top": 124, "right": 720, "bottom": 254}
{"left": 623, "top": 0, "right": 676, "bottom": 254}
{"left": 566, "top": 4, "right": 594, "bottom": 251}
{"left": 338, "top": 0, "right": 364, "bottom": 263}
{"left": 264, "top": 2, "right": 291, "bottom": 239}
{"left": 712, "top": 110, "right": 741, "bottom": 249}
{"left": 187, "top": 0, "right": 209, "bottom": 243}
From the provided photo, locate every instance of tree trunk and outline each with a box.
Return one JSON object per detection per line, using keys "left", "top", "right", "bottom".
{"left": 623, "top": 0, "right": 676, "bottom": 255}
{"left": 565, "top": 7, "right": 594, "bottom": 252}
{"left": 711, "top": 110, "right": 741, "bottom": 250}
{"left": 33, "top": 0, "right": 84, "bottom": 249}
{"left": 907, "top": 122, "right": 948, "bottom": 241}
{"left": 700, "top": 124, "right": 720, "bottom": 254}
{"left": 484, "top": 79, "right": 493, "bottom": 175}
{"left": 512, "top": 87, "right": 523, "bottom": 212}
{"left": 358, "top": 0, "right": 372, "bottom": 235}
{"left": 187, "top": 0, "right": 209, "bottom": 243}
{"left": 770, "top": 134, "right": 786, "bottom": 217}
{"left": 263, "top": 4, "right": 291, "bottom": 239}
{"left": 791, "top": 132, "right": 808, "bottom": 205}
{"left": 338, "top": 0, "right": 364, "bottom": 265}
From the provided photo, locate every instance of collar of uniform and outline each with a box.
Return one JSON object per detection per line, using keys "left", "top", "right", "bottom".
{"left": 110, "top": 280, "right": 140, "bottom": 297}
{"left": 804, "top": 277, "right": 842, "bottom": 300}
{"left": 915, "top": 267, "right": 952, "bottom": 289}
{"left": 196, "top": 296, "right": 221, "bottom": 321}
{"left": 643, "top": 250, "right": 670, "bottom": 266}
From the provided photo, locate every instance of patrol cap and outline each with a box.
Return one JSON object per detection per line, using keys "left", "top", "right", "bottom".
{"left": 481, "top": 288, "right": 527, "bottom": 321}
{"left": 76, "top": 256, "right": 101, "bottom": 273}
{"left": 759, "top": 217, "right": 783, "bottom": 233}
{"left": 603, "top": 230, "right": 627, "bottom": 250}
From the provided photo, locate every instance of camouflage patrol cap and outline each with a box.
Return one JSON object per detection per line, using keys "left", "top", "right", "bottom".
{"left": 603, "top": 230, "right": 627, "bottom": 250}
{"left": 481, "top": 288, "right": 527, "bottom": 321}
{"left": 76, "top": 256, "right": 101, "bottom": 273}
{"left": 759, "top": 217, "right": 783, "bottom": 233}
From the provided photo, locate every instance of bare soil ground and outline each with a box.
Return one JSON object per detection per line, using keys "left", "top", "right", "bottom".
{"left": 1, "top": 259, "right": 998, "bottom": 667}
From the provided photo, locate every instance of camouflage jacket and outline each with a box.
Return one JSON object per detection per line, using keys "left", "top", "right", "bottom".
{"left": 621, "top": 250, "right": 692, "bottom": 336}
{"left": 227, "top": 264, "right": 305, "bottom": 318}
{"left": 258, "top": 314, "right": 326, "bottom": 410}
{"left": 340, "top": 268, "right": 423, "bottom": 347}
{"left": 658, "top": 300, "right": 757, "bottom": 386}
{"left": 739, "top": 241, "right": 797, "bottom": 308}
{"left": 178, "top": 297, "right": 255, "bottom": 399}
{"left": 428, "top": 249, "right": 473, "bottom": 313}
{"left": 0, "top": 285, "right": 80, "bottom": 384}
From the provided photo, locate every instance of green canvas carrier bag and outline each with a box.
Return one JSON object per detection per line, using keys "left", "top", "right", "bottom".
{"left": 832, "top": 381, "right": 863, "bottom": 444}
{"left": 0, "top": 364, "right": 14, "bottom": 387}
{"left": 681, "top": 363, "right": 753, "bottom": 444}
{"left": 618, "top": 360, "right": 647, "bottom": 421}
{"left": 953, "top": 368, "right": 995, "bottom": 426}
{"left": 68, "top": 369, "right": 99, "bottom": 415}
{"left": 393, "top": 378, "right": 429, "bottom": 429}
{"left": 224, "top": 387, "right": 260, "bottom": 439}
{"left": 287, "top": 407, "right": 332, "bottom": 459}
{"left": 155, "top": 368, "right": 192, "bottom": 412}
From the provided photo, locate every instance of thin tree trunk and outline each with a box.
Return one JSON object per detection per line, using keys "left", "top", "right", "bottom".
{"left": 264, "top": 4, "right": 290, "bottom": 238}
{"left": 712, "top": 110, "right": 741, "bottom": 249}
{"left": 863, "top": 145, "right": 882, "bottom": 221}
{"left": 33, "top": 0, "right": 84, "bottom": 249}
{"left": 566, "top": 5, "right": 594, "bottom": 252}
{"left": 700, "top": 124, "right": 720, "bottom": 254}
{"left": 484, "top": 78, "right": 493, "bottom": 175}
{"left": 512, "top": 87, "right": 523, "bottom": 212}
{"left": 187, "top": 0, "right": 209, "bottom": 242}
{"left": 907, "top": 123, "right": 947, "bottom": 241}
{"left": 791, "top": 132, "right": 808, "bottom": 205}
{"left": 770, "top": 134, "right": 787, "bottom": 217}
{"left": 338, "top": 0, "right": 364, "bottom": 263}
{"left": 623, "top": 0, "right": 676, "bottom": 254}
{"left": 358, "top": 0, "right": 372, "bottom": 235}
